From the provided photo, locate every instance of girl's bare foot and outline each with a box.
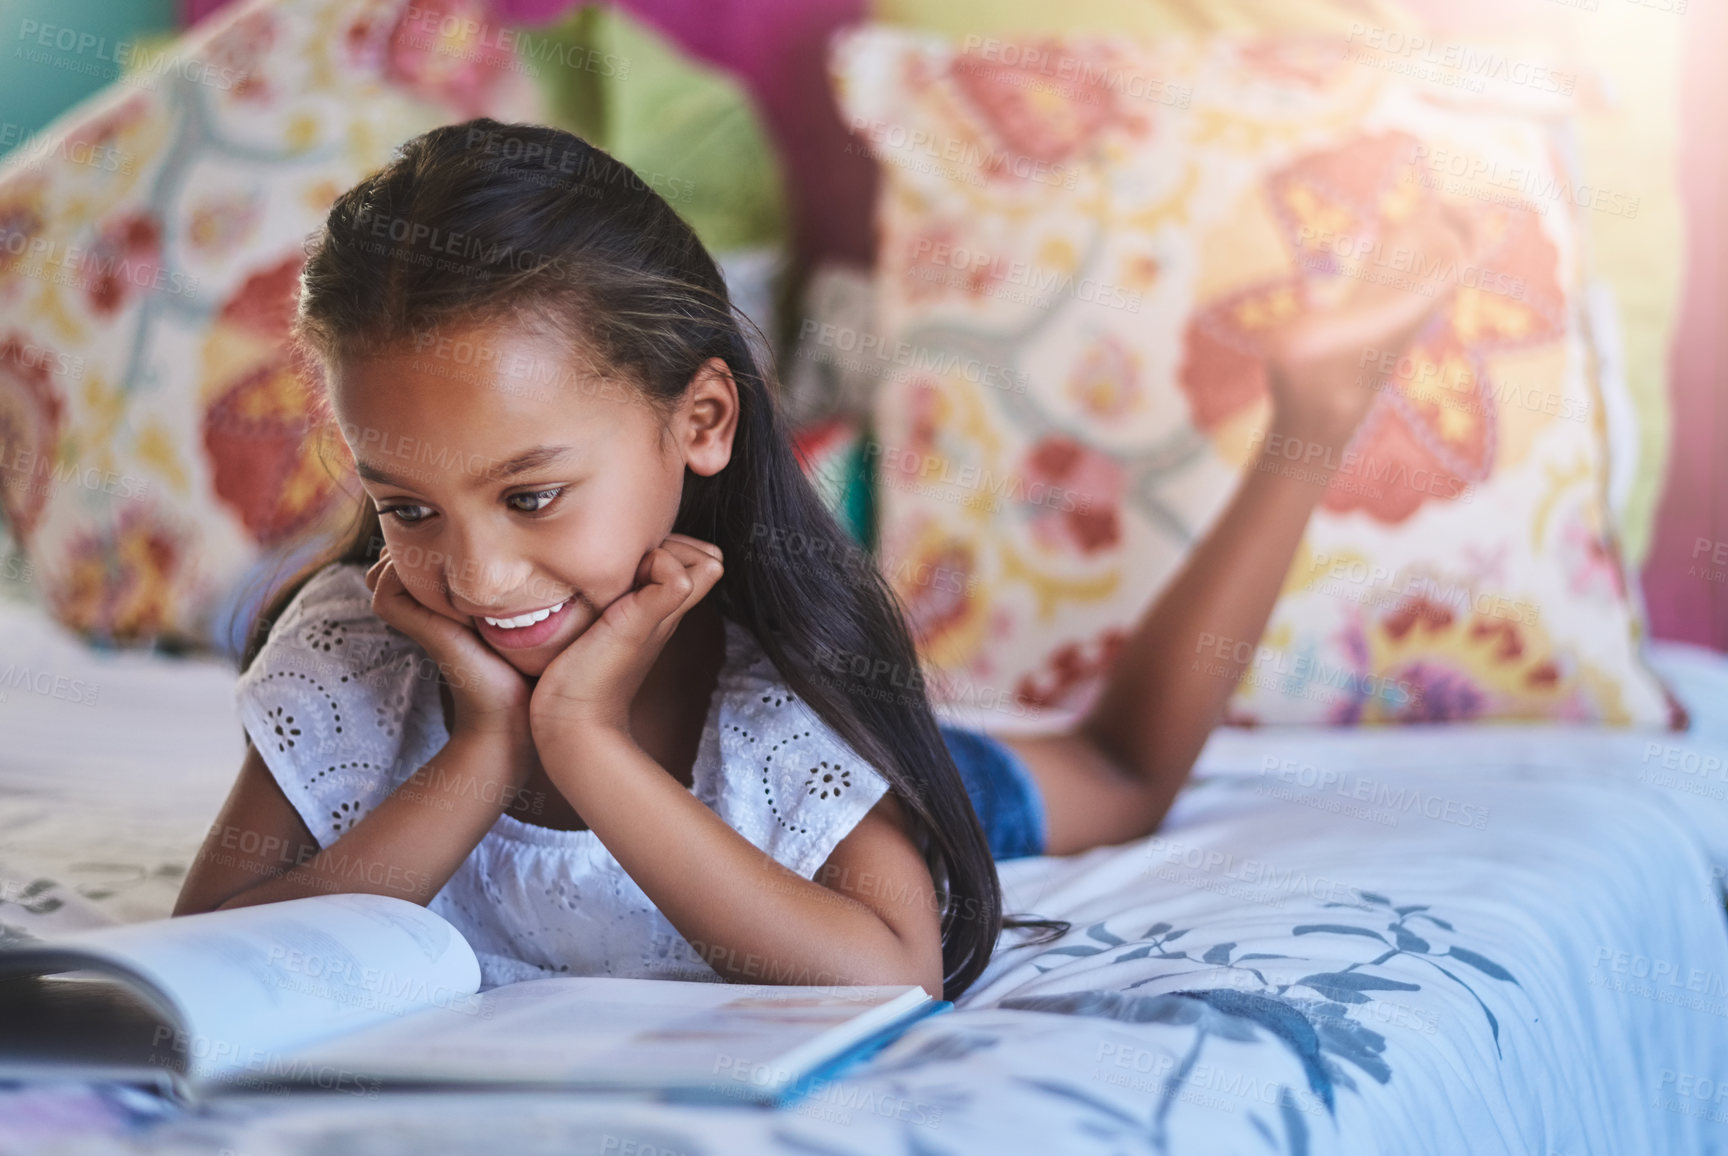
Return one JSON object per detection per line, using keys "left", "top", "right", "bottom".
{"left": 1264, "top": 196, "right": 1476, "bottom": 450}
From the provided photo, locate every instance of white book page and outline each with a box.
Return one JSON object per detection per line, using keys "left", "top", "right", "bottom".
{"left": 289, "top": 977, "right": 926, "bottom": 1094}
{"left": 47, "top": 893, "right": 479, "bottom": 1082}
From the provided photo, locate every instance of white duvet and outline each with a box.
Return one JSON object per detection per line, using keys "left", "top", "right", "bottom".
{"left": 2, "top": 596, "right": 1726, "bottom": 1154}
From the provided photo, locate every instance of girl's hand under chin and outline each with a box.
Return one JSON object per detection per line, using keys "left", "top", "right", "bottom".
{"left": 529, "top": 533, "right": 724, "bottom": 744}
{"left": 364, "top": 549, "right": 535, "bottom": 756}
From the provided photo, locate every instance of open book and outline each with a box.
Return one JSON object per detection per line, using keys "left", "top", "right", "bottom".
{"left": 0, "top": 893, "right": 948, "bottom": 1107}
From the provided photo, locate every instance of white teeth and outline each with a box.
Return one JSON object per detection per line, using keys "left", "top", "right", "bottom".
{"left": 483, "top": 602, "right": 565, "bottom": 630}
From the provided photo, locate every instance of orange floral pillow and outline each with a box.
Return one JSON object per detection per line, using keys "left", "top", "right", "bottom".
{"left": 0, "top": 0, "right": 542, "bottom": 651}
{"left": 832, "top": 27, "right": 1679, "bottom": 727}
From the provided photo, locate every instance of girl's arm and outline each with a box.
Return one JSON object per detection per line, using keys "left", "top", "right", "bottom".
{"left": 1079, "top": 198, "right": 1475, "bottom": 830}
{"left": 536, "top": 724, "right": 945, "bottom": 998}
{"left": 1073, "top": 410, "right": 1344, "bottom": 834}
{"left": 527, "top": 536, "right": 944, "bottom": 997}
{"left": 175, "top": 728, "right": 537, "bottom": 914}
{"left": 176, "top": 549, "right": 543, "bottom": 915}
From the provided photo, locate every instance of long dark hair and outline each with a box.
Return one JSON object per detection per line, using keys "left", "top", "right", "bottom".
{"left": 246, "top": 119, "right": 1066, "bottom": 1000}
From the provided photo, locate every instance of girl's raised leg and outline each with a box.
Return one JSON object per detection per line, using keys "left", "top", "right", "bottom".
{"left": 997, "top": 198, "right": 1477, "bottom": 855}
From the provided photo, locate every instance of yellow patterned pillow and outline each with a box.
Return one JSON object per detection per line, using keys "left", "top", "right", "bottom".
{"left": 0, "top": 0, "right": 542, "bottom": 650}
{"left": 833, "top": 26, "right": 1679, "bottom": 727}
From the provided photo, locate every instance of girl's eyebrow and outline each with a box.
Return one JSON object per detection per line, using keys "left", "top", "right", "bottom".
{"left": 355, "top": 444, "right": 576, "bottom": 489}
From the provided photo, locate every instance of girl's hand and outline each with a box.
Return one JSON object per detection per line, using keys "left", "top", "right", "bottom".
{"left": 1264, "top": 196, "right": 1476, "bottom": 453}
{"left": 364, "top": 549, "right": 534, "bottom": 756}
{"left": 529, "top": 534, "right": 725, "bottom": 744}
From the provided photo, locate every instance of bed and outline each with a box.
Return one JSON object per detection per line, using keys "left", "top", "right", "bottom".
{"left": 4, "top": 594, "right": 1727, "bottom": 1154}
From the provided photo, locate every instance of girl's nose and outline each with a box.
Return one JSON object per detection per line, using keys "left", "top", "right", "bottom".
{"left": 443, "top": 553, "right": 531, "bottom": 616}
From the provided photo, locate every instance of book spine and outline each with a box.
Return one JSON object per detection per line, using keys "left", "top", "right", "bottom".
{"left": 771, "top": 1000, "right": 954, "bottom": 1110}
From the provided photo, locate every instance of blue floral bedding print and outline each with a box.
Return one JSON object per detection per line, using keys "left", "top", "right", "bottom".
{"left": 22, "top": 761, "right": 1720, "bottom": 1155}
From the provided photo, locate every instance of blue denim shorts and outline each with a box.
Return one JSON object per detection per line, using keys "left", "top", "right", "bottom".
{"left": 938, "top": 723, "right": 1048, "bottom": 860}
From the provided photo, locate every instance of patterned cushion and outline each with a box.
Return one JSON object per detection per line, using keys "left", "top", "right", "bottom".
{"left": 832, "top": 27, "right": 1679, "bottom": 726}
{"left": 0, "top": 0, "right": 548, "bottom": 651}
{"left": 0, "top": 0, "right": 807, "bottom": 656}
{"left": 871, "top": 0, "right": 1689, "bottom": 573}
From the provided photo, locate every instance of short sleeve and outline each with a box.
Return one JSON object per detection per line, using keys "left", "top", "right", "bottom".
{"left": 235, "top": 562, "right": 450, "bottom": 849}
{"left": 708, "top": 628, "right": 893, "bottom": 879}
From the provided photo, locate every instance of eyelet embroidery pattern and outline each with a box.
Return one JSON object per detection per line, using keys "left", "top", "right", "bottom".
{"left": 239, "top": 569, "right": 430, "bottom": 856}
{"left": 329, "top": 798, "right": 360, "bottom": 835}
{"left": 301, "top": 617, "right": 347, "bottom": 654}
{"left": 243, "top": 570, "right": 894, "bottom": 991}
{"left": 374, "top": 682, "right": 411, "bottom": 740}
{"left": 311, "top": 760, "right": 382, "bottom": 793}
{"left": 253, "top": 669, "right": 345, "bottom": 751}
{"left": 805, "top": 761, "right": 852, "bottom": 801}
{"left": 263, "top": 705, "right": 300, "bottom": 752}
{"left": 753, "top": 724, "right": 856, "bottom": 838}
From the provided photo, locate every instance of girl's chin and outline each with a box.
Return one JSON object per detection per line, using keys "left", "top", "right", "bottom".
{"left": 489, "top": 623, "right": 586, "bottom": 678}
{"left": 499, "top": 653, "right": 548, "bottom": 679}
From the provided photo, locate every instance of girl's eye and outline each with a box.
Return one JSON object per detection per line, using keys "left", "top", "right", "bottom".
{"left": 506, "top": 487, "right": 563, "bottom": 515}
{"left": 380, "top": 504, "right": 432, "bottom": 525}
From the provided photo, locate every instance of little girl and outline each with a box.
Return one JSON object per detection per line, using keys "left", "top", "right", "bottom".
{"left": 174, "top": 119, "right": 1470, "bottom": 1003}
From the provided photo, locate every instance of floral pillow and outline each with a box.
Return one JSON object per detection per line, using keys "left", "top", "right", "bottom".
{"left": 0, "top": 0, "right": 803, "bottom": 657}
{"left": 0, "top": 0, "right": 554, "bottom": 652}
{"left": 831, "top": 27, "right": 1680, "bottom": 727}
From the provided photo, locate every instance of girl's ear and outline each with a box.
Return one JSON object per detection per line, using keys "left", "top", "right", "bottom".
{"left": 680, "top": 357, "right": 739, "bottom": 478}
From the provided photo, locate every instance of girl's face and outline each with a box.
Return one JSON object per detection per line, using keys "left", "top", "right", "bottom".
{"left": 330, "top": 321, "right": 737, "bottom": 677}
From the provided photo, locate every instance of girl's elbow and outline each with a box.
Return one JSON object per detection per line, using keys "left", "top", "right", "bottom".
{"left": 842, "top": 945, "right": 943, "bottom": 1000}
{"left": 889, "top": 950, "right": 946, "bottom": 1002}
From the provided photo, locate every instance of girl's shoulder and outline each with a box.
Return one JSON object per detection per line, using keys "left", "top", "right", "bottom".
{"left": 235, "top": 561, "right": 447, "bottom": 848}
{"left": 708, "top": 617, "right": 893, "bottom": 880}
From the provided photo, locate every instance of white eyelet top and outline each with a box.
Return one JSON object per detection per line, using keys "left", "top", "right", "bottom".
{"left": 235, "top": 563, "right": 892, "bottom": 990}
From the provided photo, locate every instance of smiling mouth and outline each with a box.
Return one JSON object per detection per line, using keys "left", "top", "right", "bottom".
{"left": 481, "top": 602, "right": 567, "bottom": 630}
{"left": 473, "top": 598, "right": 578, "bottom": 652}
